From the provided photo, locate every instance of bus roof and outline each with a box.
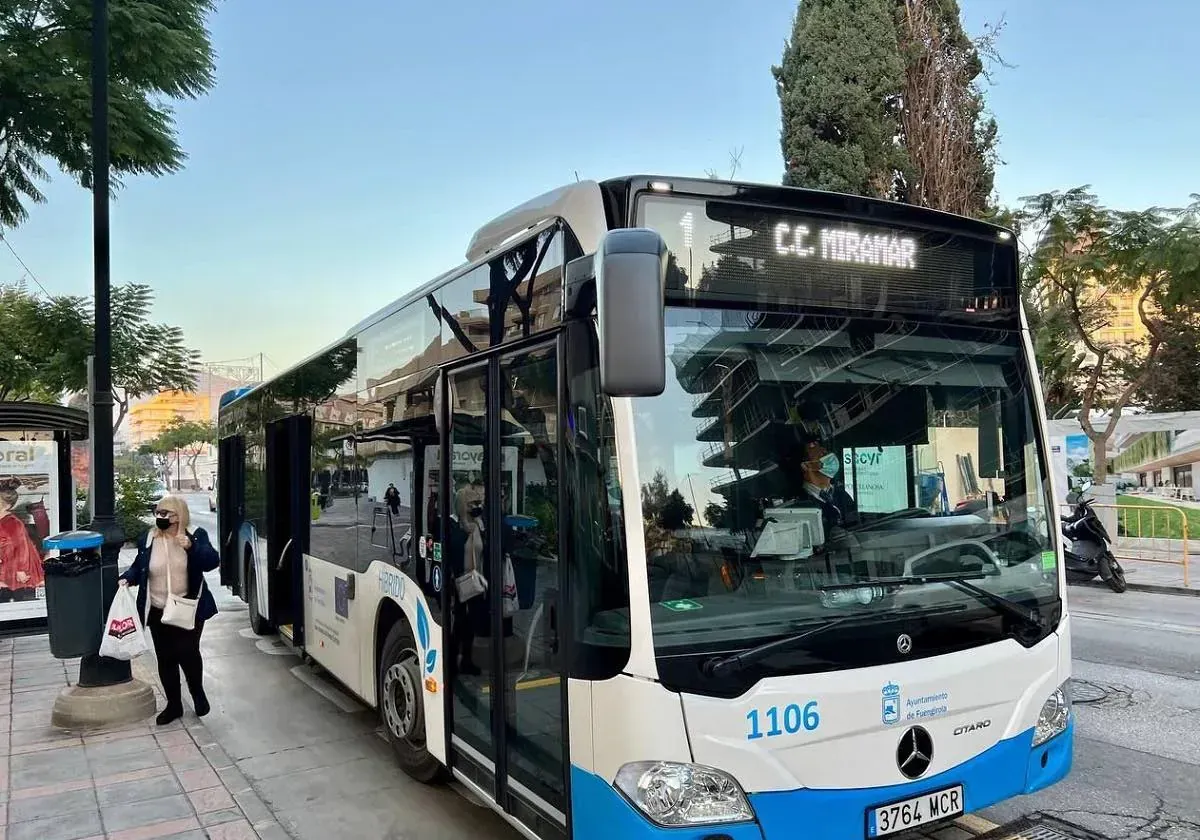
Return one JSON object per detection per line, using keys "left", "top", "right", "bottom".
{"left": 219, "top": 175, "right": 1016, "bottom": 413}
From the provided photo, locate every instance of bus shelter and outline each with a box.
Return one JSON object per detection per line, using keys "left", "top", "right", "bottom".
{"left": 0, "top": 402, "right": 89, "bottom": 635}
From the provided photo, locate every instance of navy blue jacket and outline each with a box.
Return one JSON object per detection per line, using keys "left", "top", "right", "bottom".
{"left": 119, "top": 528, "right": 220, "bottom": 625}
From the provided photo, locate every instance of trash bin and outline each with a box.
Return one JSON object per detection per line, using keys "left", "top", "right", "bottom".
{"left": 42, "top": 531, "right": 105, "bottom": 660}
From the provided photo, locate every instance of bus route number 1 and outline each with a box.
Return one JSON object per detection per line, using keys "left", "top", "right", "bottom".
{"left": 746, "top": 701, "right": 820, "bottom": 740}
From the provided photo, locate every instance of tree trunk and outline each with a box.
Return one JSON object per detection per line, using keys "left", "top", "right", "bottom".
{"left": 1088, "top": 429, "right": 1111, "bottom": 485}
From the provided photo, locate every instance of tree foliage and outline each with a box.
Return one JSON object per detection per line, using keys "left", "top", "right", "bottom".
{"left": 0, "top": 0, "right": 217, "bottom": 228}
{"left": 142, "top": 413, "right": 213, "bottom": 486}
{"left": 111, "top": 283, "right": 200, "bottom": 431}
{"left": 0, "top": 283, "right": 199, "bottom": 429}
{"left": 1015, "top": 187, "right": 1200, "bottom": 482}
{"left": 896, "top": 0, "right": 1001, "bottom": 215}
{"left": 774, "top": 0, "right": 908, "bottom": 198}
{"left": 0, "top": 282, "right": 91, "bottom": 400}
{"left": 1136, "top": 304, "right": 1200, "bottom": 412}
{"left": 774, "top": 0, "right": 1001, "bottom": 216}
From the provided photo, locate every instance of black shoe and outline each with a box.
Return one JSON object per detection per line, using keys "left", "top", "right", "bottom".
{"left": 156, "top": 705, "right": 184, "bottom": 726}
{"left": 193, "top": 692, "right": 211, "bottom": 717}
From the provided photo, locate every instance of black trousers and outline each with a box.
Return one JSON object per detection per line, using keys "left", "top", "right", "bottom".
{"left": 147, "top": 607, "right": 206, "bottom": 710}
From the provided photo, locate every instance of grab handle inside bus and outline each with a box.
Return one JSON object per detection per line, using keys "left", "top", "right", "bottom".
{"left": 595, "top": 227, "right": 668, "bottom": 397}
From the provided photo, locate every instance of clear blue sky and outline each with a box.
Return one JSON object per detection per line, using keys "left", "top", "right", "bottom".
{"left": 5, "top": 0, "right": 1199, "bottom": 374}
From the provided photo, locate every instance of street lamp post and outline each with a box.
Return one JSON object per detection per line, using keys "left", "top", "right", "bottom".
{"left": 78, "top": 0, "right": 131, "bottom": 689}
{"left": 50, "top": 0, "right": 154, "bottom": 729}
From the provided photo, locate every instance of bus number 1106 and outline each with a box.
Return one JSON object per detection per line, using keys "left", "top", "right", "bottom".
{"left": 746, "top": 702, "right": 820, "bottom": 740}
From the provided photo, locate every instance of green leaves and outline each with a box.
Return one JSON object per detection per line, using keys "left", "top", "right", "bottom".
{"left": 0, "top": 281, "right": 92, "bottom": 400}
{"left": 775, "top": 0, "right": 908, "bottom": 197}
{"left": 0, "top": 282, "right": 199, "bottom": 428}
{"left": 0, "top": 0, "right": 216, "bottom": 227}
{"left": 775, "top": 0, "right": 999, "bottom": 216}
{"left": 1015, "top": 188, "right": 1200, "bottom": 454}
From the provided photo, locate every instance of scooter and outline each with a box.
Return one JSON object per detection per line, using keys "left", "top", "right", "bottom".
{"left": 1061, "top": 481, "right": 1127, "bottom": 593}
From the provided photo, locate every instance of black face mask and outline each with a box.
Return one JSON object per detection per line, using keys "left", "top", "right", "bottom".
{"left": 155, "top": 516, "right": 173, "bottom": 531}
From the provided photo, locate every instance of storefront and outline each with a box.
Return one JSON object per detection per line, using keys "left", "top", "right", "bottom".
{"left": 0, "top": 403, "right": 89, "bottom": 635}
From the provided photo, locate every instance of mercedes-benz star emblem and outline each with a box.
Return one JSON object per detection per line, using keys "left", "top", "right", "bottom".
{"left": 896, "top": 726, "right": 934, "bottom": 779}
{"left": 896, "top": 633, "right": 913, "bottom": 655}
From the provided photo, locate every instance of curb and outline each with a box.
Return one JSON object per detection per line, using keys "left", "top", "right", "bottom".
{"left": 1069, "top": 579, "right": 1199, "bottom": 598}
{"left": 1125, "top": 581, "right": 1200, "bottom": 597}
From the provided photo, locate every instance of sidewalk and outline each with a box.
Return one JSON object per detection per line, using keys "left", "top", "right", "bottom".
{"left": 0, "top": 568, "right": 1034, "bottom": 840}
{"left": 0, "top": 632, "right": 289, "bottom": 840}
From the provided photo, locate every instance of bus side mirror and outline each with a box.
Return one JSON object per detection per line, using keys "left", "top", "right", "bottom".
{"left": 596, "top": 228, "right": 667, "bottom": 397}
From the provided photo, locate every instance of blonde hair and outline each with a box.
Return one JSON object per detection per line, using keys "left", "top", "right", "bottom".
{"left": 155, "top": 494, "right": 191, "bottom": 533}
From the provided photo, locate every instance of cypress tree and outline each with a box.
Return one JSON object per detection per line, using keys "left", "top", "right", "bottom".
{"left": 773, "top": 0, "right": 909, "bottom": 198}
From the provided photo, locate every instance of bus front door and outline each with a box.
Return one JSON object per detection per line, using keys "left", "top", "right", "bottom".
{"left": 264, "top": 414, "right": 312, "bottom": 646}
{"left": 444, "top": 344, "right": 567, "bottom": 839}
{"left": 216, "top": 434, "right": 245, "bottom": 591}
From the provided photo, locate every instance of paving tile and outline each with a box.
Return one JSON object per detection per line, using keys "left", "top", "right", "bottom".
{"left": 96, "top": 773, "right": 183, "bottom": 807}
{"left": 105, "top": 816, "right": 202, "bottom": 840}
{"left": 204, "top": 819, "right": 258, "bottom": 840}
{"left": 187, "top": 784, "right": 235, "bottom": 814}
{"left": 154, "top": 730, "right": 194, "bottom": 748}
{"left": 10, "top": 733, "right": 81, "bottom": 754}
{"left": 251, "top": 824, "right": 291, "bottom": 840}
{"left": 9, "top": 777, "right": 93, "bottom": 800}
{"left": 93, "top": 766, "right": 162, "bottom": 787}
{"left": 216, "top": 766, "right": 251, "bottom": 795}
{"left": 100, "top": 793, "right": 194, "bottom": 833}
{"left": 84, "top": 734, "right": 158, "bottom": 761}
{"left": 175, "top": 766, "right": 220, "bottom": 792}
{"left": 164, "top": 744, "right": 206, "bottom": 769}
{"left": 7, "top": 808, "right": 103, "bottom": 840}
{"left": 9, "top": 746, "right": 89, "bottom": 790}
{"left": 92, "top": 748, "right": 170, "bottom": 774}
{"left": 198, "top": 808, "right": 245, "bottom": 828}
{"left": 232, "top": 789, "right": 272, "bottom": 825}
{"left": 200, "top": 743, "right": 234, "bottom": 769}
{"left": 8, "top": 786, "right": 97, "bottom": 824}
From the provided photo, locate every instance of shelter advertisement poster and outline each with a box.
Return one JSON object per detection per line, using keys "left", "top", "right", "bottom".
{"left": 0, "top": 440, "right": 59, "bottom": 622}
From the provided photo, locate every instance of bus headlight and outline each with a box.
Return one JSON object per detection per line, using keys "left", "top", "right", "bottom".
{"left": 1033, "top": 684, "right": 1071, "bottom": 746}
{"left": 614, "top": 761, "right": 755, "bottom": 826}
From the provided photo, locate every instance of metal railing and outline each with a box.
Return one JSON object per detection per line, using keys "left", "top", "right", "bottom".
{"left": 1063, "top": 502, "right": 1191, "bottom": 587}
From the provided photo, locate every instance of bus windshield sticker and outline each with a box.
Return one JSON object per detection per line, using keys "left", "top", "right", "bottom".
{"left": 661, "top": 599, "right": 703, "bottom": 613}
{"left": 432, "top": 542, "right": 442, "bottom": 562}
{"left": 1041, "top": 551, "right": 1057, "bottom": 571}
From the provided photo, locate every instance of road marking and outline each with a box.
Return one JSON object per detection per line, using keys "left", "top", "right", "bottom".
{"left": 955, "top": 813, "right": 1000, "bottom": 834}
{"left": 480, "top": 675, "right": 561, "bottom": 695}
{"left": 1073, "top": 611, "right": 1200, "bottom": 635}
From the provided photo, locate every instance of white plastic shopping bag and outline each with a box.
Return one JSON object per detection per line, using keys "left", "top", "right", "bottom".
{"left": 99, "top": 587, "right": 148, "bottom": 661}
{"left": 501, "top": 554, "right": 519, "bottom": 617}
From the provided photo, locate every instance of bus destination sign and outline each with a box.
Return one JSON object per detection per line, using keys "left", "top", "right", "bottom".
{"left": 772, "top": 221, "right": 918, "bottom": 271}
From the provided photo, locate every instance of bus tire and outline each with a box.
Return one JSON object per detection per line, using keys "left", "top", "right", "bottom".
{"left": 247, "top": 564, "right": 272, "bottom": 636}
{"left": 379, "top": 622, "right": 444, "bottom": 784}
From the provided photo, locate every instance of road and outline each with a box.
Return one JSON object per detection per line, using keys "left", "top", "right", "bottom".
{"left": 179, "top": 495, "right": 1200, "bottom": 839}
{"left": 981, "top": 584, "right": 1200, "bottom": 839}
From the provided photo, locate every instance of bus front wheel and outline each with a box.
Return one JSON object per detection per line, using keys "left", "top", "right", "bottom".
{"left": 379, "top": 622, "right": 444, "bottom": 783}
{"left": 246, "top": 564, "right": 271, "bottom": 636}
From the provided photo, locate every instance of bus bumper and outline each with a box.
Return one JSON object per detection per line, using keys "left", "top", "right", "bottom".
{"left": 748, "top": 722, "right": 1074, "bottom": 839}
{"left": 570, "top": 722, "right": 1072, "bottom": 840}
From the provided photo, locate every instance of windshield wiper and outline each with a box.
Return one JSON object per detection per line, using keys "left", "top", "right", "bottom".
{"left": 703, "top": 616, "right": 855, "bottom": 678}
{"left": 826, "top": 573, "right": 1044, "bottom": 634}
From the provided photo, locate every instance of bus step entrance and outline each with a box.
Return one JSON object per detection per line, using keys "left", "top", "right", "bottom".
{"left": 972, "top": 814, "right": 1108, "bottom": 840}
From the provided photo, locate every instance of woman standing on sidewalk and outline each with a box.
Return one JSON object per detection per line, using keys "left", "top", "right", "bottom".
{"left": 119, "top": 495, "right": 220, "bottom": 725}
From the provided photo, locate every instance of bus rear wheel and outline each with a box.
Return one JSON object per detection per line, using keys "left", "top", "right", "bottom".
{"left": 379, "top": 622, "right": 444, "bottom": 783}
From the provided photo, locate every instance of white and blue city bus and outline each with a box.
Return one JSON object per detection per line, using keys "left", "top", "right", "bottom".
{"left": 215, "top": 176, "right": 1072, "bottom": 840}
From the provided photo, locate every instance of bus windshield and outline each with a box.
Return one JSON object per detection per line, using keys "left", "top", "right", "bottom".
{"left": 629, "top": 196, "right": 1058, "bottom": 696}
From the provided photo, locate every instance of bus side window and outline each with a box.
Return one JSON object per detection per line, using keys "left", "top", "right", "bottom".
{"left": 564, "top": 321, "right": 631, "bottom": 680}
